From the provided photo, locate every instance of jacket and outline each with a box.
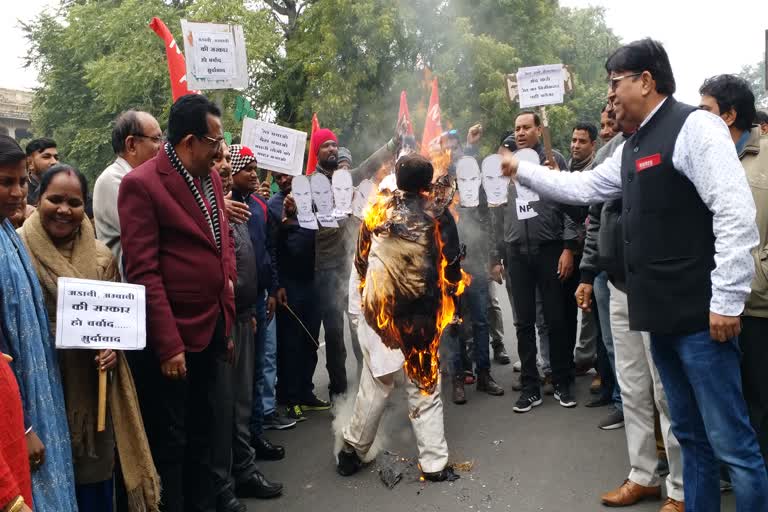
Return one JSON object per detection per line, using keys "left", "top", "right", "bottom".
{"left": 268, "top": 190, "right": 316, "bottom": 283}
{"left": 232, "top": 221, "right": 259, "bottom": 318}
{"left": 499, "top": 143, "right": 585, "bottom": 255}
{"left": 232, "top": 189, "right": 278, "bottom": 295}
{"left": 118, "top": 148, "right": 236, "bottom": 362}
{"left": 579, "top": 132, "right": 629, "bottom": 289}
{"left": 742, "top": 127, "right": 768, "bottom": 318}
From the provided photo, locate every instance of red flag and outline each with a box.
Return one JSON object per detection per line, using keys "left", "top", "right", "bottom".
{"left": 149, "top": 17, "right": 193, "bottom": 101}
{"left": 305, "top": 113, "right": 321, "bottom": 175}
{"left": 420, "top": 79, "right": 443, "bottom": 156}
{"left": 397, "top": 90, "right": 414, "bottom": 136}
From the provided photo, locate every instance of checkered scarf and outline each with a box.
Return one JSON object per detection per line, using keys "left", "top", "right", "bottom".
{"left": 164, "top": 142, "right": 221, "bottom": 252}
{"left": 230, "top": 144, "right": 257, "bottom": 175}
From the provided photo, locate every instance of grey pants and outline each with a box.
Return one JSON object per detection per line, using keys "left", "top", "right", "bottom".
{"left": 230, "top": 317, "right": 260, "bottom": 485}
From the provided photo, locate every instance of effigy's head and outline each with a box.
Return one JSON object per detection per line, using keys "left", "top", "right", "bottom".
{"left": 395, "top": 154, "right": 433, "bottom": 194}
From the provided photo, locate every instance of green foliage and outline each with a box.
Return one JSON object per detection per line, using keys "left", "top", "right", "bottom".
{"left": 25, "top": 0, "right": 622, "bottom": 181}
{"left": 737, "top": 55, "right": 767, "bottom": 109}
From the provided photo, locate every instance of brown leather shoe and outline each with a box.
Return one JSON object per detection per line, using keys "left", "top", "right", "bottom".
{"left": 659, "top": 498, "right": 684, "bottom": 512}
{"left": 600, "top": 480, "right": 661, "bottom": 506}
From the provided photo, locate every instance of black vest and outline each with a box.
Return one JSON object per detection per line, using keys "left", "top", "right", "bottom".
{"left": 621, "top": 97, "right": 715, "bottom": 334}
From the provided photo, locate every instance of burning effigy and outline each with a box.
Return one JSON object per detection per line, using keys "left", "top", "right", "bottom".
{"left": 354, "top": 152, "right": 469, "bottom": 394}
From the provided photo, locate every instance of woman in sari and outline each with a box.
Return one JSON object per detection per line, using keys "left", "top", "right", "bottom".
{"left": 0, "top": 135, "right": 77, "bottom": 510}
{"left": 18, "top": 164, "right": 160, "bottom": 512}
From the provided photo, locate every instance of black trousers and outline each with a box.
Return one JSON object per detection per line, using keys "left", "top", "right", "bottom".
{"left": 505, "top": 242, "right": 573, "bottom": 391}
{"left": 276, "top": 278, "right": 320, "bottom": 405}
{"left": 310, "top": 267, "right": 349, "bottom": 395}
{"left": 129, "top": 317, "right": 226, "bottom": 512}
{"left": 741, "top": 315, "right": 768, "bottom": 468}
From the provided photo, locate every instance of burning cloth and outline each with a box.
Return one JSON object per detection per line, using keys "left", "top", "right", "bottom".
{"left": 355, "top": 186, "right": 465, "bottom": 394}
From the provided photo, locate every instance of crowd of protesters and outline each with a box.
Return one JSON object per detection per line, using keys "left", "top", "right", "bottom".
{"left": 1, "top": 37, "right": 767, "bottom": 512}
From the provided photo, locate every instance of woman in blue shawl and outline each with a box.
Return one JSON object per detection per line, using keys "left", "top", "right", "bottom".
{"left": 0, "top": 135, "right": 77, "bottom": 510}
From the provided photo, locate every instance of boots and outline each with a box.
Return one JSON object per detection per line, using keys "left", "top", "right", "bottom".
{"left": 492, "top": 342, "right": 511, "bottom": 365}
{"left": 476, "top": 369, "right": 504, "bottom": 396}
{"left": 452, "top": 375, "right": 467, "bottom": 404}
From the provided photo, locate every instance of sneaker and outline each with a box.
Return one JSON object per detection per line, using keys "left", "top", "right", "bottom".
{"left": 553, "top": 384, "right": 577, "bottom": 408}
{"left": 283, "top": 404, "right": 308, "bottom": 422}
{"left": 423, "top": 466, "right": 460, "bottom": 482}
{"left": 598, "top": 408, "right": 625, "bottom": 430}
{"left": 513, "top": 390, "right": 543, "bottom": 413}
{"left": 263, "top": 411, "right": 297, "bottom": 431}
{"left": 300, "top": 395, "right": 332, "bottom": 411}
{"left": 512, "top": 360, "right": 521, "bottom": 372}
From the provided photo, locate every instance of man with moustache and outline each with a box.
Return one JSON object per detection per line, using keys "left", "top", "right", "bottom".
{"left": 118, "top": 94, "right": 236, "bottom": 512}
{"left": 502, "top": 39, "right": 767, "bottom": 511}
{"left": 24, "top": 138, "right": 59, "bottom": 205}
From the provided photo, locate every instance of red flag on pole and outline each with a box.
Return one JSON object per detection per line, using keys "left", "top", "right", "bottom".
{"left": 305, "top": 113, "right": 321, "bottom": 175}
{"left": 420, "top": 79, "right": 443, "bottom": 156}
{"left": 398, "top": 90, "right": 414, "bottom": 136}
{"left": 149, "top": 17, "right": 194, "bottom": 101}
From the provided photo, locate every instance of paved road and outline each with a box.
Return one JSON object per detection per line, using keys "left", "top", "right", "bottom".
{"left": 248, "top": 284, "right": 737, "bottom": 511}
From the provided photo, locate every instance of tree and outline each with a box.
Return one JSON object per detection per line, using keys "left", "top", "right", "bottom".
{"left": 737, "top": 55, "right": 767, "bottom": 109}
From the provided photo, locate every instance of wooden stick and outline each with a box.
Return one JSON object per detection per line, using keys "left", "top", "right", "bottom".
{"left": 539, "top": 106, "right": 556, "bottom": 167}
{"left": 97, "top": 368, "right": 107, "bottom": 432}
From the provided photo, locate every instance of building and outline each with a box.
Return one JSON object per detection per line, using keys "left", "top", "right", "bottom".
{"left": 0, "top": 88, "right": 33, "bottom": 141}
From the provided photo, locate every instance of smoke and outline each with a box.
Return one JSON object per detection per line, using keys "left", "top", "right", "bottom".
{"left": 331, "top": 372, "right": 416, "bottom": 463}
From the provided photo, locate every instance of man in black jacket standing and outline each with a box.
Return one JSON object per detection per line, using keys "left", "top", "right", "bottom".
{"left": 500, "top": 111, "right": 584, "bottom": 413}
{"left": 502, "top": 39, "right": 767, "bottom": 512}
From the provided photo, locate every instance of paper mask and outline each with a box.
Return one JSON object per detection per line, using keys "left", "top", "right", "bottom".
{"left": 481, "top": 154, "right": 509, "bottom": 207}
{"left": 456, "top": 156, "right": 482, "bottom": 207}
{"left": 291, "top": 175, "right": 318, "bottom": 230}
{"left": 332, "top": 169, "right": 354, "bottom": 219}
{"left": 353, "top": 179, "right": 375, "bottom": 219}
{"left": 310, "top": 173, "right": 338, "bottom": 227}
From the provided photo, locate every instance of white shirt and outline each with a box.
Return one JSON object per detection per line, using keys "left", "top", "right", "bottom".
{"left": 517, "top": 99, "right": 758, "bottom": 317}
{"left": 93, "top": 157, "right": 133, "bottom": 277}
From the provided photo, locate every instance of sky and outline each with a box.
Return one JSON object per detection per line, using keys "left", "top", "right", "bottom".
{"left": 1, "top": 0, "right": 767, "bottom": 106}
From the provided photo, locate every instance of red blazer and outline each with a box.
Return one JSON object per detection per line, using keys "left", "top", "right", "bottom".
{"left": 118, "top": 148, "right": 236, "bottom": 362}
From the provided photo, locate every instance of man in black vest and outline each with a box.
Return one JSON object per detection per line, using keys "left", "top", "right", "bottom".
{"left": 500, "top": 38, "right": 768, "bottom": 512}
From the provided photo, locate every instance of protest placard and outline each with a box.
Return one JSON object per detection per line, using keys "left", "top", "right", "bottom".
{"left": 516, "top": 64, "right": 566, "bottom": 109}
{"left": 181, "top": 20, "right": 248, "bottom": 90}
{"left": 241, "top": 118, "right": 308, "bottom": 176}
{"left": 55, "top": 277, "right": 146, "bottom": 351}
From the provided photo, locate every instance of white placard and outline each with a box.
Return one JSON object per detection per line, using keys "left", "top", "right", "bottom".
{"left": 241, "top": 118, "right": 307, "bottom": 176}
{"left": 332, "top": 170, "right": 354, "bottom": 219}
{"left": 311, "top": 173, "right": 338, "bottom": 228}
{"left": 55, "top": 277, "right": 146, "bottom": 350}
{"left": 181, "top": 20, "right": 248, "bottom": 90}
{"left": 516, "top": 64, "right": 565, "bottom": 108}
{"left": 513, "top": 148, "right": 541, "bottom": 220}
{"left": 456, "top": 156, "right": 481, "bottom": 207}
{"left": 515, "top": 199, "right": 538, "bottom": 220}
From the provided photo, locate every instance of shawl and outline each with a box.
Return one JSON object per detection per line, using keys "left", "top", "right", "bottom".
{"left": 18, "top": 212, "right": 161, "bottom": 512}
{"left": 0, "top": 219, "right": 78, "bottom": 511}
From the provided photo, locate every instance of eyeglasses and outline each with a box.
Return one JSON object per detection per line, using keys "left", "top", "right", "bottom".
{"left": 134, "top": 134, "right": 164, "bottom": 144}
{"left": 609, "top": 73, "right": 642, "bottom": 91}
{"left": 198, "top": 135, "right": 225, "bottom": 148}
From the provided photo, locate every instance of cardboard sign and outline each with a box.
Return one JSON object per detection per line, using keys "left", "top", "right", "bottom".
{"left": 516, "top": 64, "right": 565, "bottom": 108}
{"left": 55, "top": 278, "right": 146, "bottom": 350}
{"left": 181, "top": 20, "right": 248, "bottom": 90}
{"left": 241, "top": 119, "right": 307, "bottom": 176}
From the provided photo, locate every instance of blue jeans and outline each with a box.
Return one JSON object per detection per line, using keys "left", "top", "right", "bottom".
{"left": 651, "top": 330, "right": 768, "bottom": 511}
{"left": 451, "top": 273, "right": 491, "bottom": 372}
{"left": 594, "top": 272, "right": 622, "bottom": 410}
{"left": 261, "top": 310, "right": 277, "bottom": 417}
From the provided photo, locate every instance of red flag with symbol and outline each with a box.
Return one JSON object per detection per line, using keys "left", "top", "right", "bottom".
{"left": 398, "top": 90, "right": 415, "bottom": 136}
{"left": 305, "top": 113, "right": 321, "bottom": 175}
{"left": 420, "top": 79, "right": 443, "bottom": 156}
{"left": 149, "top": 17, "right": 194, "bottom": 101}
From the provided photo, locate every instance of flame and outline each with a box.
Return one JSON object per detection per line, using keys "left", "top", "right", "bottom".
{"left": 358, "top": 183, "right": 470, "bottom": 395}
{"left": 429, "top": 149, "right": 451, "bottom": 179}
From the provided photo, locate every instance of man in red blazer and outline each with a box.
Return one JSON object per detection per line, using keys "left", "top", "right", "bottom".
{"left": 118, "top": 94, "right": 236, "bottom": 512}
